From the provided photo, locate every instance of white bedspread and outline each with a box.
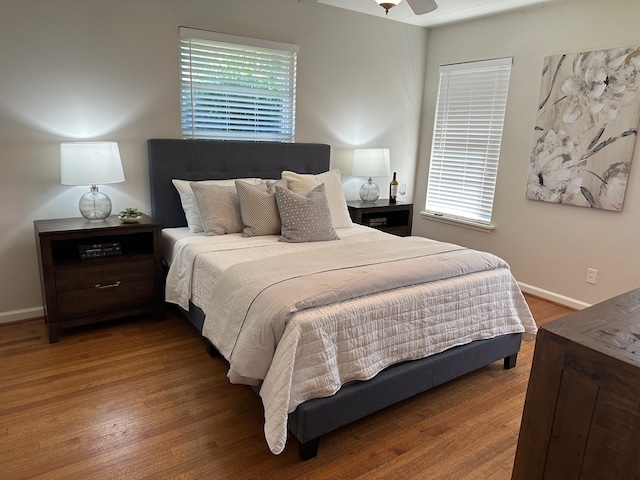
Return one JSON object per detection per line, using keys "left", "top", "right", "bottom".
{"left": 163, "top": 226, "right": 537, "bottom": 454}
{"left": 165, "top": 225, "right": 383, "bottom": 310}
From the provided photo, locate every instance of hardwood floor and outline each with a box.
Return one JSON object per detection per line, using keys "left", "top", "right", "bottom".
{"left": 0, "top": 295, "right": 573, "bottom": 479}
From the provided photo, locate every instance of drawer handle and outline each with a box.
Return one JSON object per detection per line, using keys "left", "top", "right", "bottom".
{"left": 95, "top": 281, "right": 122, "bottom": 290}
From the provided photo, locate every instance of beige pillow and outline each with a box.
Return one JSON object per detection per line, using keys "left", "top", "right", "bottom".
{"left": 172, "top": 178, "right": 260, "bottom": 232}
{"left": 190, "top": 183, "right": 243, "bottom": 235}
{"left": 275, "top": 183, "right": 339, "bottom": 243}
{"left": 236, "top": 178, "right": 287, "bottom": 237}
{"left": 281, "top": 169, "right": 353, "bottom": 228}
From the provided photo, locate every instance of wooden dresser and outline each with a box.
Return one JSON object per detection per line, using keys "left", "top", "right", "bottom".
{"left": 512, "top": 288, "right": 640, "bottom": 479}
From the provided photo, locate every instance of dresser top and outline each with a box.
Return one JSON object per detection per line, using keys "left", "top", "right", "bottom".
{"left": 543, "top": 288, "right": 640, "bottom": 368}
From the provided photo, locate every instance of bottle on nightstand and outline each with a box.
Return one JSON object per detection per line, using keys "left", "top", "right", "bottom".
{"left": 389, "top": 172, "right": 398, "bottom": 204}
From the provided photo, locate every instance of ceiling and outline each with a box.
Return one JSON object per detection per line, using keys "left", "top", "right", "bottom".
{"left": 302, "top": 0, "right": 564, "bottom": 27}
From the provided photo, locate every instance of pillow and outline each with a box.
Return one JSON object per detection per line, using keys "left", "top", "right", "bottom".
{"left": 190, "top": 183, "right": 243, "bottom": 235}
{"left": 281, "top": 169, "right": 353, "bottom": 228}
{"left": 172, "top": 178, "right": 260, "bottom": 233}
{"left": 275, "top": 183, "right": 339, "bottom": 243}
{"left": 236, "top": 178, "right": 288, "bottom": 237}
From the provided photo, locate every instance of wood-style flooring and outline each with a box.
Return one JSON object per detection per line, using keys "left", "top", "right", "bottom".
{"left": 0, "top": 294, "right": 574, "bottom": 479}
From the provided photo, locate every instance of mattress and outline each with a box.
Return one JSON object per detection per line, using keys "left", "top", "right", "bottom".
{"left": 162, "top": 226, "right": 537, "bottom": 454}
{"left": 161, "top": 226, "right": 197, "bottom": 267}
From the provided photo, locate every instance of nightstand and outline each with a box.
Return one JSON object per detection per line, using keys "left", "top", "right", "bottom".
{"left": 347, "top": 200, "right": 413, "bottom": 236}
{"left": 34, "top": 215, "right": 164, "bottom": 343}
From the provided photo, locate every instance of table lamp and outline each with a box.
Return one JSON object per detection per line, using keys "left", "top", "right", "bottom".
{"left": 352, "top": 148, "right": 391, "bottom": 202}
{"left": 60, "top": 141, "right": 125, "bottom": 222}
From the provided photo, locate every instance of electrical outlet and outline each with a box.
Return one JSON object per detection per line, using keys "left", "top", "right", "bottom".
{"left": 586, "top": 268, "right": 598, "bottom": 285}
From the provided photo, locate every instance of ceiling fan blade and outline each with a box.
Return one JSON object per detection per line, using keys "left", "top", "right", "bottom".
{"left": 297, "top": 0, "right": 318, "bottom": 3}
{"left": 406, "top": 0, "right": 438, "bottom": 15}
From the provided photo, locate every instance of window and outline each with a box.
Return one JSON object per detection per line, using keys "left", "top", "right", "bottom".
{"left": 179, "top": 27, "right": 298, "bottom": 142}
{"left": 425, "top": 57, "right": 512, "bottom": 227}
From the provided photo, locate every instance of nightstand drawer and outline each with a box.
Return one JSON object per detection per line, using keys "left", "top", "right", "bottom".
{"left": 55, "top": 259, "right": 155, "bottom": 317}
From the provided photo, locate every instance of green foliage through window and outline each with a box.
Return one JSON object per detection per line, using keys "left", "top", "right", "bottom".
{"left": 179, "top": 27, "right": 298, "bottom": 142}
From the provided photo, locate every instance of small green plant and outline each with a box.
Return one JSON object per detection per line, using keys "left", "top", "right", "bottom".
{"left": 118, "top": 207, "right": 143, "bottom": 218}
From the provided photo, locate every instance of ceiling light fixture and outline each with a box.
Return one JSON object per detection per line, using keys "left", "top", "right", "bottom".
{"left": 376, "top": 0, "right": 402, "bottom": 15}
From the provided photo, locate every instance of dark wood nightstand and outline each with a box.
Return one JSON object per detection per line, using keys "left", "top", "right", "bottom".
{"left": 347, "top": 200, "right": 413, "bottom": 236}
{"left": 34, "top": 215, "right": 164, "bottom": 343}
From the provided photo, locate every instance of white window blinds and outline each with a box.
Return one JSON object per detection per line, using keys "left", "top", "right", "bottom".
{"left": 425, "top": 57, "right": 512, "bottom": 226}
{"left": 179, "top": 27, "right": 298, "bottom": 142}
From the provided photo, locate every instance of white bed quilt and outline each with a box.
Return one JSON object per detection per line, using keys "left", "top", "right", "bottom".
{"left": 164, "top": 227, "right": 537, "bottom": 454}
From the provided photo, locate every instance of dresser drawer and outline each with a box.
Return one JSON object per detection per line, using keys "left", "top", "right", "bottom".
{"left": 55, "top": 259, "right": 155, "bottom": 317}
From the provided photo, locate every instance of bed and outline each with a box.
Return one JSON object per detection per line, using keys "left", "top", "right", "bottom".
{"left": 148, "top": 138, "right": 537, "bottom": 460}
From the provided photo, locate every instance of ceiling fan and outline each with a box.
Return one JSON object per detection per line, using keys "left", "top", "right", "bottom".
{"left": 377, "top": 0, "right": 438, "bottom": 15}
{"left": 297, "top": 0, "right": 438, "bottom": 16}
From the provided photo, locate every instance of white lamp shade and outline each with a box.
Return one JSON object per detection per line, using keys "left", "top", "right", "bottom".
{"left": 60, "top": 142, "right": 125, "bottom": 185}
{"left": 376, "top": 0, "right": 402, "bottom": 6}
{"left": 352, "top": 148, "right": 391, "bottom": 178}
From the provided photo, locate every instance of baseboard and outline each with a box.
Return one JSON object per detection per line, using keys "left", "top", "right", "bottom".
{"left": 0, "top": 306, "right": 44, "bottom": 325}
{"left": 518, "top": 282, "right": 590, "bottom": 311}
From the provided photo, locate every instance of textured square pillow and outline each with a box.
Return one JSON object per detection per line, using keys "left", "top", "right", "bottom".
{"left": 281, "top": 169, "right": 353, "bottom": 228}
{"left": 190, "top": 183, "right": 243, "bottom": 235}
{"left": 172, "top": 178, "right": 260, "bottom": 233}
{"left": 236, "top": 178, "right": 287, "bottom": 237}
{"left": 275, "top": 183, "right": 339, "bottom": 243}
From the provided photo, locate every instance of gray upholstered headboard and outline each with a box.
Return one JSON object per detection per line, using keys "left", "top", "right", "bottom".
{"left": 147, "top": 139, "right": 331, "bottom": 228}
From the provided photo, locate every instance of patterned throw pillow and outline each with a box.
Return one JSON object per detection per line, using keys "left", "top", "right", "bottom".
{"left": 275, "top": 183, "right": 340, "bottom": 243}
{"left": 281, "top": 169, "right": 353, "bottom": 228}
{"left": 190, "top": 183, "right": 243, "bottom": 235}
{"left": 236, "top": 178, "right": 287, "bottom": 237}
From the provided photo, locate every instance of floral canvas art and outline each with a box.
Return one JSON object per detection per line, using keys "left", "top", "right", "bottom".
{"left": 526, "top": 46, "right": 640, "bottom": 210}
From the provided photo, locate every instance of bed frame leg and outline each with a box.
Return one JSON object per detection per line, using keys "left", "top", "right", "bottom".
{"left": 504, "top": 353, "right": 518, "bottom": 369}
{"left": 298, "top": 438, "right": 320, "bottom": 461}
{"left": 206, "top": 340, "right": 220, "bottom": 358}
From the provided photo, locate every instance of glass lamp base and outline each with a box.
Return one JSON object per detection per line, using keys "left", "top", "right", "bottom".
{"left": 359, "top": 178, "right": 380, "bottom": 202}
{"left": 79, "top": 185, "right": 112, "bottom": 222}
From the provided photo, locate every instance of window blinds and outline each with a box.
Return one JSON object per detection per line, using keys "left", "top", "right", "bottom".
{"left": 179, "top": 27, "right": 298, "bottom": 142}
{"left": 426, "top": 57, "right": 512, "bottom": 226}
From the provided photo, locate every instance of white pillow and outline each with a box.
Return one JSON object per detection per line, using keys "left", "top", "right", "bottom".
{"left": 281, "top": 169, "right": 353, "bottom": 228}
{"left": 172, "top": 178, "right": 260, "bottom": 233}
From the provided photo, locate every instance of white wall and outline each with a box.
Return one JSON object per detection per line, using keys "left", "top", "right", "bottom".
{"left": 413, "top": 0, "right": 640, "bottom": 308}
{"left": 0, "top": 0, "right": 427, "bottom": 322}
